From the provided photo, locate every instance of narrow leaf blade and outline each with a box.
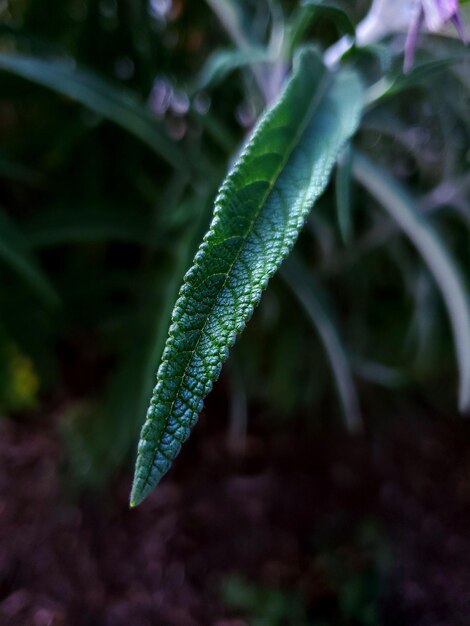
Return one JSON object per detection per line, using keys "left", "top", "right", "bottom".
{"left": 302, "top": 0, "right": 356, "bottom": 37}
{"left": 0, "top": 210, "right": 59, "bottom": 308}
{"left": 195, "top": 46, "right": 274, "bottom": 91}
{"left": 281, "top": 255, "right": 362, "bottom": 431}
{"left": 353, "top": 151, "right": 470, "bottom": 412}
{"left": 130, "top": 47, "right": 364, "bottom": 506}
{"left": 0, "top": 53, "right": 185, "bottom": 170}
{"left": 335, "top": 143, "right": 354, "bottom": 244}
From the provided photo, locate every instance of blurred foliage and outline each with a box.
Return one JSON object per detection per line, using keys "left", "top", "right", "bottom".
{"left": 0, "top": 333, "right": 39, "bottom": 410}
{"left": 223, "top": 577, "right": 311, "bottom": 626}
{"left": 0, "top": 0, "right": 469, "bottom": 489}
{"left": 222, "top": 520, "right": 390, "bottom": 625}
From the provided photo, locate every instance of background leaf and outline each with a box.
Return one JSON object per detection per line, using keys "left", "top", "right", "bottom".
{"left": 335, "top": 143, "right": 354, "bottom": 244}
{"left": 302, "top": 0, "right": 355, "bottom": 37}
{"left": 353, "top": 151, "right": 470, "bottom": 412}
{"left": 0, "top": 210, "right": 59, "bottom": 308}
{"left": 0, "top": 52, "right": 185, "bottom": 170}
{"left": 281, "top": 254, "right": 362, "bottom": 431}
{"left": 24, "top": 205, "right": 158, "bottom": 249}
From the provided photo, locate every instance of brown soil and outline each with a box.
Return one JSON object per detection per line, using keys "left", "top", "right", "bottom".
{"left": 1, "top": 407, "right": 470, "bottom": 626}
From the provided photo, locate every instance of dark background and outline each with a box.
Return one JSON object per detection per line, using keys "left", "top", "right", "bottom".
{"left": 0, "top": 1, "right": 470, "bottom": 624}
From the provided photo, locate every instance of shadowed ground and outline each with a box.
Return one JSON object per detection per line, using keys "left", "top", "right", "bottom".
{"left": 1, "top": 402, "right": 469, "bottom": 626}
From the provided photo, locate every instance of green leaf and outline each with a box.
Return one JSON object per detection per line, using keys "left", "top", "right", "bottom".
{"left": 366, "top": 57, "right": 467, "bottom": 105}
{"left": 281, "top": 255, "right": 362, "bottom": 431}
{"left": 0, "top": 53, "right": 185, "bottom": 170}
{"left": 353, "top": 152, "right": 470, "bottom": 412}
{"left": 286, "top": 4, "right": 317, "bottom": 55}
{"left": 287, "top": 0, "right": 355, "bottom": 56}
{"left": 204, "top": 0, "right": 281, "bottom": 99}
{"left": 302, "top": 0, "right": 355, "bottom": 37}
{"left": 130, "top": 47, "right": 364, "bottom": 506}
{"left": 205, "top": 0, "right": 256, "bottom": 50}
{"left": 352, "top": 356, "right": 408, "bottom": 389}
{"left": 23, "top": 206, "right": 158, "bottom": 249}
{"left": 0, "top": 210, "right": 59, "bottom": 308}
{"left": 335, "top": 143, "right": 354, "bottom": 244}
{"left": 195, "top": 46, "right": 274, "bottom": 91}
{"left": 394, "top": 57, "right": 467, "bottom": 92}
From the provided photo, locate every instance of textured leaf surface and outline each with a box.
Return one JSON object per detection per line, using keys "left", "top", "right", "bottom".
{"left": 130, "top": 48, "right": 364, "bottom": 506}
{"left": 24, "top": 206, "right": 157, "bottom": 249}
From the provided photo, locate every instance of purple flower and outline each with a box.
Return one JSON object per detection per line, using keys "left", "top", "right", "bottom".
{"left": 405, "top": 0, "right": 467, "bottom": 71}
{"left": 422, "top": 0, "right": 461, "bottom": 31}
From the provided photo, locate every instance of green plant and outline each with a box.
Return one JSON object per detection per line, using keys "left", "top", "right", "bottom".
{"left": 0, "top": 0, "right": 469, "bottom": 496}
{"left": 130, "top": 47, "right": 364, "bottom": 505}
{"left": 130, "top": 2, "right": 470, "bottom": 505}
{"left": 221, "top": 520, "right": 390, "bottom": 626}
{"left": 222, "top": 576, "right": 311, "bottom": 626}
